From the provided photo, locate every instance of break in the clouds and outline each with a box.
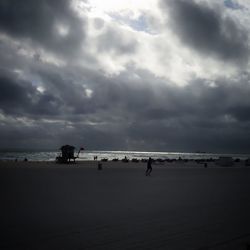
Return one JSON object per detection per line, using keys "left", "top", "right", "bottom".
{"left": 0, "top": 0, "right": 250, "bottom": 153}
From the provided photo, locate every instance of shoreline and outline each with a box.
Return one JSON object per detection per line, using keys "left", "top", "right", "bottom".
{"left": 1, "top": 150, "right": 250, "bottom": 163}
{"left": 0, "top": 158, "right": 248, "bottom": 169}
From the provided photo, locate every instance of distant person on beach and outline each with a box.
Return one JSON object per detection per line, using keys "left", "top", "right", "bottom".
{"left": 146, "top": 157, "right": 152, "bottom": 176}
{"left": 97, "top": 162, "right": 102, "bottom": 170}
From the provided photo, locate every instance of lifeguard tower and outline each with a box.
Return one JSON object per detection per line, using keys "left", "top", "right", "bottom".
{"left": 56, "top": 145, "right": 83, "bottom": 163}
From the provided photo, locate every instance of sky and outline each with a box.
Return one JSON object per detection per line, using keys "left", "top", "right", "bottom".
{"left": 0, "top": 0, "right": 250, "bottom": 153}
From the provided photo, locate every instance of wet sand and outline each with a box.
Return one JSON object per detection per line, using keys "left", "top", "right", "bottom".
{"left": 1, "top": 160, "right": 250, "bottom": 249}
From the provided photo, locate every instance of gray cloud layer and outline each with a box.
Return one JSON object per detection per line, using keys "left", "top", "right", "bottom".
{"left": 162, "top": 0, "right": 249, "bottom": 64}
{"left": 0, "top": 0, "right": 86, "bottom": 58}
{"left": 0, "top": 0, "right": 250, "bottom": 153}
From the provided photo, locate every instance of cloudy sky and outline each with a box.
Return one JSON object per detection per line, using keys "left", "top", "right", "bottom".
{"left": 0, "top": 0, "right": 250, "bottom": 153}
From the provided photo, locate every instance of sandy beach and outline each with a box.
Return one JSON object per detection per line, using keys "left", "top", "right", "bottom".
{"left": 1, "top": 160, "right": 250, "bottom": 249}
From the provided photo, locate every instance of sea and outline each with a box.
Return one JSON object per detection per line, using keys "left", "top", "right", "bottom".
{"left": 0, "top": 150, "right": 249, "bottom": 162}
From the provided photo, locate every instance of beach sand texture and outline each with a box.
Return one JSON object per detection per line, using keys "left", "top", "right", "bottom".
{"left": 1, "top": 161, "right": 250, "bottom": 249}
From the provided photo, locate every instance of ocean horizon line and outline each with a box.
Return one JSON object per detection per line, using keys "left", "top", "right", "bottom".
{"left": 0, "top": 148, "right": 250, "bottom": 155}
{"left": 0, "top": 150, "right": 250, "bottom": 162}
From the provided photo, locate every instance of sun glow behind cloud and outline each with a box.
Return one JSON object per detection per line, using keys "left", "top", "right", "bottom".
{"left": 73, "top": 0, "right": 247, "bottom": 87}
{"left": 86, "top": 0, "right": 155, "bottom": 16}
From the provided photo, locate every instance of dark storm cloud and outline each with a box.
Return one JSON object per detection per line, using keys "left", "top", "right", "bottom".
{"left": 52, "top": 66, "right": 250, "bottom": 129}
{"left": 227, "top": 106, "right": 250, "bottom": 121}
{"left": 0, "top": 0, "right": 250, "bottom": 153}
{"left": 0, "top": 65, "right": 112, "bottom": 118}
{"left": 35, "top": 66, "right": 112, "bottom": 115}
{"left": 1, "top": 62, "right": 250, "bottom": 152}
{"left": 79, "top": 70, "right": 250, "bottom": 152}
{"left": 50, "top": 66, "right": 250, "bottom": 129}
{"left": 126, "top": 117, "right": 250, "bottom": 153}
{"left": 0, "top": 0, "right": 86, "bottom": 57}
{"left": 161, "top": 0, "right": 249, "bottom": 63}
{"left": 0, "top": 69, "right": 62, "bottom": 116}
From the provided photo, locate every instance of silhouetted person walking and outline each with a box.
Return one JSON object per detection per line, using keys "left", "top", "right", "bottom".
{"left": 146, "top": 157, "right": 152, "bottom": 176}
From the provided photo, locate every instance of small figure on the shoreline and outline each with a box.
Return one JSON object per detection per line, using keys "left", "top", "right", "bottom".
{"left": 122, "top": 156, "right": 129, "bottom": 163}
{"left": 98, "top": 162, "right": 102, "bottom": 170}
{"left": 24, "top": 158, "right": 28, "bottom": 162}
{"left": 94, "top": 156, "right": 98, "bottom": 161}
{"left": 146, "top": 157, "right": 152, "bottom": 176}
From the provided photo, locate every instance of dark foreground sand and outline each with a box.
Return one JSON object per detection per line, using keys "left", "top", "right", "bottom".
{"left": 1, "top": 161, "right": 250, "bottom": 249}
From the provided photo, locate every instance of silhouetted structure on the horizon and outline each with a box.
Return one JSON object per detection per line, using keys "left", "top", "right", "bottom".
{"left": 56, "top": 145, "right": 84, "bottom": 163}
